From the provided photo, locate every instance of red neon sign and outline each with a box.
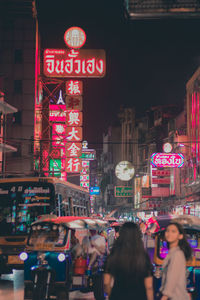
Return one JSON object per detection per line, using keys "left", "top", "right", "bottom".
{"left": 66, "top": 80, "right": 83, "bottom": 96}
{"left": 66, "top": 111, "right": 82, "bottom": 126}
{"left": 66, "top": 127, "right": 82, "bottom": 142}
{"left": 66, "top": 142, "right": 82, "bottom": 157}
{"left": 43, "top": 49, "right": 106, "bottom": 78}
{"left": 151, "top": 153, "right": 184, "bottom": 168}
{"left": 66, "top": 96, "right": 82, "bottom": 110}
{"left": 64, "top": 27, "right": 86, "bottom": 49}
{"left": 66, "top": 158, "right": 82, "bottom": 173}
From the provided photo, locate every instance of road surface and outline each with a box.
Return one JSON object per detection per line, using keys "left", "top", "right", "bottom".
{"left": 0, "top": 270, "right": 95, "bottom": 300}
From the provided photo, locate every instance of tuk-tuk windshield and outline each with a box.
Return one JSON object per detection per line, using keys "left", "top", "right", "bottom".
{"left": 28, "top": 223, "right": 67, "bottom": 248}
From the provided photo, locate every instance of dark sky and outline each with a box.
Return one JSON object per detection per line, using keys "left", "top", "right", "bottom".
{"left": 36, "top": 0, "right": 200, "bottom": 146}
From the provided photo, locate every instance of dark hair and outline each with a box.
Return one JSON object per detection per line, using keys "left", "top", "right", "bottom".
{"left": 166, "top": 222, "right": 192, "bottom": 261}
{"left": 106, "top": 222, "right": 152, "bottom": 278}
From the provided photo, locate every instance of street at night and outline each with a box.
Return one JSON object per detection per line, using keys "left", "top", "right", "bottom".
{"left": 2, "top": 0, "right": 200, "bottom": 299}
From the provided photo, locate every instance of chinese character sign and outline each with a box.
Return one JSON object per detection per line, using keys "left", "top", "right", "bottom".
{"left": 66, "top": 127, "right": 82, "bottom": 142}
{"left": 66, "top": 80, "right": 83, "bottom": 96}
{"left": 66, "top": 158, "right": 82, "bottom": 173}
{"left": 66, "top": 142, "right": 82, "bottom": 157}
{"left": 43, "top": 49, "right": 106, "bottom": 78}
{"left": 151, "top": 153, "right": 184, "bottom": 168}
{"left": 66, "top": 111, "right": 82, "bottom": 126}
{"left": 66, "top": 96, "right": 82, "bottom": 110}
{"left": 52, "top": 123, "right": 66, "bottom": 135}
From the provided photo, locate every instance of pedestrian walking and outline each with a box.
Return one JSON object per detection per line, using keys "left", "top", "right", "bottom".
{"left": 104, "top": 222, "right": 154, "bottom": 300}
{"left": 158, "top": 222, "right": 192, "bottom": 300}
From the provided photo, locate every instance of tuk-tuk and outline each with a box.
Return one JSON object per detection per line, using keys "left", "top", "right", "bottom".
{"left": 152, "top": 215, "right": 200, "bottom": 300}
{"left": 21, "top": 215, "right": 114, "bottom": 300}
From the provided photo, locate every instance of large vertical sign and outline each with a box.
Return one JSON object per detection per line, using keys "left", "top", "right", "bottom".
{"left": 34, "top": 27, "right": 105, "bottom": 193}
{"left": 65, "top": 80, "right": 83, "bottom": 174}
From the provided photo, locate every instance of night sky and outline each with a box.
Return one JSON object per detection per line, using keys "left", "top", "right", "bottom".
{"left": 36, "top": 0, "right": 200, "bottom": 146}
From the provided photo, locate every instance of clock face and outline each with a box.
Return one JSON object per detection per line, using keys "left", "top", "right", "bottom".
{"left": 115, "top": 161, "right": 135, "bottom": 181}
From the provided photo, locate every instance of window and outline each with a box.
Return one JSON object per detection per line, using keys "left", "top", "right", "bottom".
{"left": 12, "top": 111, "right": 21, "bottom": 124}
{"left": 14, "top": 49, "right": 23, "bottom": 64}
{"left": 14, "top": 80, "right": 22, "bottom": 94}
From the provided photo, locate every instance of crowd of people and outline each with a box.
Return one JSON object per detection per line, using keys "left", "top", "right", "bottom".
{"left": 71, "top": 220, "right": 193, "bottom": 300}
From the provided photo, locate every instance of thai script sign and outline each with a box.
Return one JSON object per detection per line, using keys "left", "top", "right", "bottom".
{"left": 43, "top": 49, "right": 106, "bottom": 78}
{"left": 152, "top": 169, "right": 170, "bottom": 176}
{"left": 151, "top": 153, "right": 184, "bottom": 168}
{"left": 115, "top": 186, "right": 133, "bottom": 197}
{"left": 81, "top": 149, "right": 96, "bottom": 160}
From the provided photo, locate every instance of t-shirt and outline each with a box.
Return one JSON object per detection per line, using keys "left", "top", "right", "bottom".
{"left": 107, "top": 252, "right": 153, "bottom": 300}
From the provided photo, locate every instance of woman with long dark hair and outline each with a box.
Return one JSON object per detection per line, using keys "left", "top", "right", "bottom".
{"left": 159, "top": 222, "right": 192, "bottom": 300}
{"left": 104, "top": 222, "right": 154, "bottom": 300}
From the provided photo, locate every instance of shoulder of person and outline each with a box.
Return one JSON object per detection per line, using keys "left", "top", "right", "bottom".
{"left": 171, "top": 247, "right": 185, "bottom": 261}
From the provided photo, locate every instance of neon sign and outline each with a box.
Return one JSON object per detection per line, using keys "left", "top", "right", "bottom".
{"left": 43, "top": 49, "right": 106, "bottom": 78}
{"left": 66, "top": 96, "right": 82, "bottom": 110}
{"left": 66, "top": 158, "right": 82, "bottom": 173}
{"left": 52, "top": 123, "right": 65, "bottom": 135}
{"left": 151, "top": 153, "right": 184, "bottom": 168}
{"left": 66, "top": 111, "right": 82, "bottom": 126}
{"left": 66, "top": 80, "right": 83, "bottom": 95}
{"left": 64, "top": 27, "right": 86, "bottom": 49}
{"left": 66, "top": 142, "right": 82, "bottom": 157}
{"left": 66, "top": 127, "right": 82, "bottom": 142}
{"left": 49, "top": 105, "right": 66, "bottom": 122}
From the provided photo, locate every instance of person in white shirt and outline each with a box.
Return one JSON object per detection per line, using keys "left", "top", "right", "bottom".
{"left": 160, "top": 222, "right": 192, "bottom": 300}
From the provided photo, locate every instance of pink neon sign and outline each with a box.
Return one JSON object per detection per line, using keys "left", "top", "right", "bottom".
{"left": 49, "top": 105, "right": 66, "bottom": 122}
{"left": 151, "top": 153, "right": 184, "bottom": 168}
{"left": 43, "top": 49, "right": 106, "bottom": 78}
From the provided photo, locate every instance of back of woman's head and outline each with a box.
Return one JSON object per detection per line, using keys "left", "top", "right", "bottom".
{"left": 167, "top": 222, "right": 192, "bottom": 261}
{"left": 118, "top": 222, "right": 142, "bottom": 243}
{"left": 106, "top": 222, "right": 151, "bottom": 278}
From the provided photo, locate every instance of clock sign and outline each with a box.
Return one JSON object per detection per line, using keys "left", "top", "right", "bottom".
{"left": 115, "top": 161, "right": 135, "bottom": 181}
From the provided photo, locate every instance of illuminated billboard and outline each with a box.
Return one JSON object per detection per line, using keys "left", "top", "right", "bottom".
{"left": 90, "top": 187, "right": 100, "bottom": 195}
{"left": 151, "top": 153, "right": 184, "bottom": 168}
{"left": 64, "top": 27, "right": 86, "bottom": 49}
{"left": 43, "top": 49, "right": 106, "bottom": 78}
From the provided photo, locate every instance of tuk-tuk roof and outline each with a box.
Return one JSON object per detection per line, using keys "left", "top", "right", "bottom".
{"left": 153, "top": 215, "right": 200, "bottom": 235}
{"left": 110, "top": 221, "right": 122, "bottom": 227}
{"left": 32, "top": 215, "right": 108, "bottom": 229}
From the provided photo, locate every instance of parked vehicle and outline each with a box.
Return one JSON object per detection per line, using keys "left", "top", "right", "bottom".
{"left": 21, "top": 216, "right": 114, "bottom": 300}
{"left": 0, "top": 177, "right": 89, "bottom": 276}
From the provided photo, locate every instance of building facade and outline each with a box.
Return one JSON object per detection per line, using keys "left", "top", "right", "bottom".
{"left": 0, "top": 0, "right": 36, "bottom": 176}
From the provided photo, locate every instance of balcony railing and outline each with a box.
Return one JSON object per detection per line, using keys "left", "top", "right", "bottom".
{"left": 125, "top": 0, "right": 200, "bottom": 19}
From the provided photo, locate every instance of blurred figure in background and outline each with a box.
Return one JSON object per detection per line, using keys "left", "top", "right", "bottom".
{"left": 159, "top": 222, "right": 192, "bottom": 300}
{"left": 104, "top": 222, "right": 153, "bottom": 300}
